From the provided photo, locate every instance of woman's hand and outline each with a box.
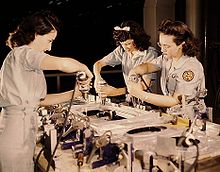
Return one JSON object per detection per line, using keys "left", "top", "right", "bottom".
{"left": 98, "top": 84, "right": 119, "bottom": 97}
{"left": 94, "top": 77, "right": 106, "bottom": 93}
{"left": 76, "top": 71, "right": 93, "bottom": 95}
{"left": 127, "top": 72, "right": 147, "bottom": 101}
{"left": 94, "top": 78, "right": 115, "bottom": 97}
{"left": 83, "top": 68, "right": 93, "bottom": 83}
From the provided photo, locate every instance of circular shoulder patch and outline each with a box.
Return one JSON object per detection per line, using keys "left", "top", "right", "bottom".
{"left": 182, "top": 70, "right": 194, "bottom": 82}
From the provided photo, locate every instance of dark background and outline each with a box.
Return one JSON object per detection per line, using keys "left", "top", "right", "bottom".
{"left": 0, "top": 0, "right": 145, "bottom": 66}
{"left": 0, "top": 0, "right": 220, "bottom": 121}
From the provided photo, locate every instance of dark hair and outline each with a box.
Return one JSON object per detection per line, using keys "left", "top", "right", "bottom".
{"left": 158, "top": 19, "right": 200, "bottom": 57}
{"left": 6, "top": 10, "right": 61, "bottom": 48}
{"left": 113, "top": 20, "right": 151, "bottom": 51}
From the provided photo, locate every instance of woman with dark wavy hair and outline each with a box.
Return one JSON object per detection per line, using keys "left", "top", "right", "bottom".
{"left": 0, "top": 10, "right": 93, "bottom": 172}
{"left": 127, "top": 19, "right": 207, "bottom": 120}
{"left": 93, "top": 20, "right": 158, "bottom": 104}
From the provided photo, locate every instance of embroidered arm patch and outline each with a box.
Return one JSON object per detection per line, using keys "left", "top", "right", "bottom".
{"left": 182, "top": 70, "right": 194, "bottom": 82}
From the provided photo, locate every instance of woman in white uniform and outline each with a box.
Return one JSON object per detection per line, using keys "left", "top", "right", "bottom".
{"left": 0, "top": 10, "right": 93, "bottom": 172}
{"left": 127, "top": 19, "right": 207, "bottom": 120}
{"left": 93, "top": 20, "right": 158, "bottom": 99}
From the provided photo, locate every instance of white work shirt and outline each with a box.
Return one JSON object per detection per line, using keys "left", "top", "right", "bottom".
{"left": 0, "top": 45, "right": 47, "bottom": 172}
{"left": 152, "top": 55, "right": 206, "bottom": 100}
{"left": 152, "top": 55, "right": 207, "bottom": 119}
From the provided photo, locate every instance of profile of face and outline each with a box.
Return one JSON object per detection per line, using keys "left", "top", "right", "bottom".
{"left": 34, "top": 30, "right": 57, "bottom": 52}
{"left": 158, "top": 33, "right": 183, "bottom": 59}
{"left": 120, "top": 39, "right": 137, "bottom": 54}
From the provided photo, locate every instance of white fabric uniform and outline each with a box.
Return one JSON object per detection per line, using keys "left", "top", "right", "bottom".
{"left": 152, "top": 55, "right": 207, "bottom": 119}
{"left": 0, "top": 45, "right": 47, "bottom": 172}
{"left": 102, "top": 45, "right": 158, "bottom": 90}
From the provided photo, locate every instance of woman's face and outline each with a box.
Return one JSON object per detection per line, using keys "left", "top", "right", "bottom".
{"left": 33, "top": 30, "right": 57, "bottom": 52}
{"left": 158, "top": 33, "right": 183, "bottom": 59}
{"left": 120, "top": 39, "right": 137, "bottom": 54}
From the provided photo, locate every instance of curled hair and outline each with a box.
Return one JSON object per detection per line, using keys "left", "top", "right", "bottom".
{"left": 158, "top": 19, "right": 200, "bottom": 57}
{"left": 113, "top": 20, "right": 151, "bottom": 51}
{"left": 6, "top": 10, "right": 61, "bottom": 49}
